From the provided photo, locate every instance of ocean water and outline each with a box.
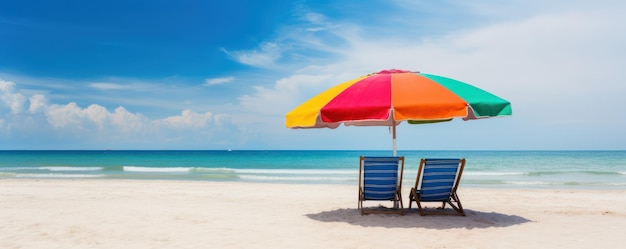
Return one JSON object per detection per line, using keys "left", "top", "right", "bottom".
{"left": 0, "top": 150, "right": 624, "bottom": 189}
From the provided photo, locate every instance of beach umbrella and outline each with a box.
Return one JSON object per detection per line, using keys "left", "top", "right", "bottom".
{"left": 285, "top": 69, "right": 512, "bottom": 155}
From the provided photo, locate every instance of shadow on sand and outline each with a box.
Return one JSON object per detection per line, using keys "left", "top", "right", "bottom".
{"left": 306, "top": 208, "right": 532, "bottom": 229}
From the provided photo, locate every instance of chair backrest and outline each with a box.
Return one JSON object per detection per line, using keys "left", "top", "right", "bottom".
{"left": 415, "top": 158, "right": 465, "bottom": 202}
{"left": 359, "top": 156, "right": 404, "bottom": 200}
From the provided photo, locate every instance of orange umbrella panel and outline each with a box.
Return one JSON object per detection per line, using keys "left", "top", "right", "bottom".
{"left": 391, "top": 73, "right": 469, "bottom": 121}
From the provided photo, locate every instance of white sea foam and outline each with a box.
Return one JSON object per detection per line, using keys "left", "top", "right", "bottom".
{"left": 119, "top": 166, "right": 356, "bottom": 175}
{"left": 464, "top": 172, "right": 525, "bottom": 176}
{"left": 0, "top": 172, "right": 17, "bottom": 177}
{"left": 234, "top": 169, "right": 356, "bottom": 175}
{"left": 123, "top": 166, "right": 189, "bottom": 173}
{"left": 16, "top": 173, "right": 105, "bottom": 178}
{"left": 40, "top": 166, "right": 104, "bottom": 171}
{"left": 604, "top": 182, "right": 626, "bottom": 186}
{"left": 191, "top": 167, "right": 237, "bottom": 172}
{"left": 238, "top": 175, "right": 355, "bottom": 182}
{"left": 0, "top": 167, "right": 41, "bottom": 171}
{"left": 503, "top": 181, "right": 553, "bottom": 185}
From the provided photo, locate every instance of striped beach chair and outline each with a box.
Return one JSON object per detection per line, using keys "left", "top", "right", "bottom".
{"left": 358, "top": 156, "right": 405, "bottom": 215}
{"left": 409, "top": 158, "right": 466, "bottom": 216}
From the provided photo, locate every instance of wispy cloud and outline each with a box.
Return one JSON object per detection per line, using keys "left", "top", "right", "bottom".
{"left": 238, "top": 73, "right": 334, "bottom": 116}
{"left": 204, "top": 77, "right": 234, "bottom": 86}
{"left": 222, "top": 42, "right": 283, "bottom": 68}
{"left": 223, "top": 10, "right": 351, "bottom": 70}
{"left": 89, "top": 82, "right": 132, "bottom": 90}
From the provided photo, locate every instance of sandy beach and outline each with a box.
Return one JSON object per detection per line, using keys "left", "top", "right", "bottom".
{"left": 1, "top": 179, "right": 624, "bottom": 249}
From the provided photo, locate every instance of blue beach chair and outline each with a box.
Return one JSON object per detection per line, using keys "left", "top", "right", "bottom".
{"left": 408, "top": 158, "right": 466, "bottom": 216}
{"left": 358, "top": 156, "right": 405, "bottom": 215}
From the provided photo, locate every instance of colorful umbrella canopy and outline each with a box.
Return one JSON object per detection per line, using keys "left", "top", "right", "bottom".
{"left": 285, "top": 69, "right": 512, "bottom": 155}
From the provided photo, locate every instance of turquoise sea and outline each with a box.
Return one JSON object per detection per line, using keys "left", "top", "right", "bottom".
{"left": 0, "top": 150, "right": 625, "bottom": 189}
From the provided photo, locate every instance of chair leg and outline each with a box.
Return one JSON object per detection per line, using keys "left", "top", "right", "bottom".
{"left": 396, "top": 191, "right": 405, "bottom": 215}
{"left": 449, "top": 193, "right": 465, "bottom": 216}
{"left": 408, "top": 188, "right": 416, "bottom": 209}
{"left": 359, "top": 198, "right": 367, "bottom": 216}
{"left": 416, "top": 200, "right": 425, "bottom": 216}
{"left": 358, "top": 188, "right": 364, "bottom": 215}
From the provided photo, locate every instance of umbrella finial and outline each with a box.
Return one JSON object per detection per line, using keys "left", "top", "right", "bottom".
{"left": 377, "top": 69, "right": 413, "bottom": 74}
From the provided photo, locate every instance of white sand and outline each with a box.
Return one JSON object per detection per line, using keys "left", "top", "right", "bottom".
{"left": 1, "top": 179, "right": 625, "bottom": 249}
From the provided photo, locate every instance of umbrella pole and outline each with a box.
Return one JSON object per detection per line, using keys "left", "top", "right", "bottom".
{"left": 392, "top": 122, "right": 397, "bottom": 156}
{"left": 392, "top": 122, "right": 398, "bottom": 209}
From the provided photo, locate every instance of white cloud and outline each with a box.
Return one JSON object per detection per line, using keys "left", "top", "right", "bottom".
{"left": 239, "top": 74, "right": 335, "bottom": 115}
{"left": 28, "top": 94, "right": 47, "bottom": 113}
{"left": 224, "top": 10, "right": 354, "bottom": 70}
{"left": 43, "top": 103, "right": 229, "bottom": 133}
{"left": 46, "top": 103, "right": 87, "bottom": 129}
{"left": 223, "top": 42, "right": 283, "bottom": 68}
{"left": 301, "top": 11, "right": 327, "bottom": 24}
{"left": 89, "top": 82, "right": 132, "bottom": 90}
{"left": 0, "top": 79, "right": 27, "bottom": 114}
{"left": 110, "top": 107, "right": 147, "bottom": 132}
{"left": 204, "top": 77, "right": 234, "bottom": 86}
{"left": 0, "top": 79, "right": 239, "bottom": 148}
{"left": 44, "top": 102, "right": 144, "bottom": 132}
{"left": 155, "top": 109, "right": 215, "bottom": 129}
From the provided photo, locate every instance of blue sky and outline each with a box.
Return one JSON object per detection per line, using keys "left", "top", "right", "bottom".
{"left": 1, "top": 0, "right": 625, "bottom": 150}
